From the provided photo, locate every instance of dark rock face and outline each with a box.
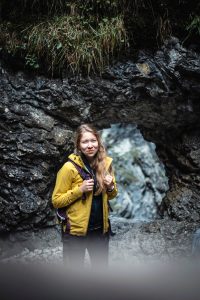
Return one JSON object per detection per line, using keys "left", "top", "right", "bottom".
{"left": 0, "top": 37, "right": 200, "bottom": 235}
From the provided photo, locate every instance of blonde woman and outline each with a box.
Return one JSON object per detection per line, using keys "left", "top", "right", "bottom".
{"left": 52, "top": 124, "right": 118, "bottom": 269}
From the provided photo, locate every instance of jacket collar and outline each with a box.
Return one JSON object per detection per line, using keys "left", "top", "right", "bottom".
{"left": 68, "top": 153, "right": 112, "bottom": 170}
{"left": 68, "top": 153, "right": 85, "bottom": 168}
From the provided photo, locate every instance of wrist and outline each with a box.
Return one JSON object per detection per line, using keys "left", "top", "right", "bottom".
{"left": 107, "top": 185, "right": 114, "bottom": 192}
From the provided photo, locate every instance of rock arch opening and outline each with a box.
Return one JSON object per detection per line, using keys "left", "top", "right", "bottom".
{"left": 101, "top": 123, "right": 169, "bottom": 221}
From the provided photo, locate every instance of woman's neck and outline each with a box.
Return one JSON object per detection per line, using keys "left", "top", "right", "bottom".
{"left": 81, "top": 153, "right": 94, "bottom": 165}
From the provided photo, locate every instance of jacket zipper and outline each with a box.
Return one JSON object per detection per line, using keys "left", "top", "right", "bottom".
{"left": 80, "top": 159, "right": 107, "bottom": 235}
{"left": 82, "top": 163, "right": 94, "bottom": 235}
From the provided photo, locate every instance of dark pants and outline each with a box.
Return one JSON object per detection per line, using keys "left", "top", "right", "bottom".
{"left": 62, "top": 229, "right": 109, "bottom": 270}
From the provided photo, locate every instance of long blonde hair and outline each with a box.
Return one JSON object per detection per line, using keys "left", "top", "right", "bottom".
{"left": 74, "top": 124, "right": 110, "bottom": 195}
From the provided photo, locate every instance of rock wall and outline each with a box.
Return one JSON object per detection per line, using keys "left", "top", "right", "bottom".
{"left": 0, "top": 37, "right": 200, "bottom": 234}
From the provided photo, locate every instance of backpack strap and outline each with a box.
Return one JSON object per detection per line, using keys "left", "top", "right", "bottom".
{"left": 56, "top": 159, "right": 91, "bottom": 228}
{"left": 67, "top": 158, "right": 92, "bottom": 200}
{"left": 68, "top": 158, "right": 91, "bottom": 181}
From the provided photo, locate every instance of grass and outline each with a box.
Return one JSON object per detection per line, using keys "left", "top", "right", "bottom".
{"left": 183, "top": 15, "right": 200, "bottom": 44}
{"left": 186, "top": 15, "right": 200, "bottom": 35}
{"left": 1, "top": 1, "right": 199, "bottom": 74}
{"left": 0, "top": 15, "right": 127, "bottom": 75}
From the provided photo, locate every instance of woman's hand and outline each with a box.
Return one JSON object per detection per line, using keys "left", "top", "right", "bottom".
{"left": 80, "top": 179, "right": 94, "bottom": 193}
{"left": 103, "top": 175, "right": 114, "bottom": 191}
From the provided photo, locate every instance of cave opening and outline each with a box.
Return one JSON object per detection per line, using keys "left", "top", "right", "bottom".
{"left": 101, "top": 123, "right": 169, "bottom": 222}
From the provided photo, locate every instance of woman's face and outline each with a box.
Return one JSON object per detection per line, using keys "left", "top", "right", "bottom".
{"left": 79, "top": 131, "right": 99, "bottom": 161}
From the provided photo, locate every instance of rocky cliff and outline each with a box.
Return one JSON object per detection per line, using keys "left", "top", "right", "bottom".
{"left": 0, "top": 37, "right": 200, "bottom": 237}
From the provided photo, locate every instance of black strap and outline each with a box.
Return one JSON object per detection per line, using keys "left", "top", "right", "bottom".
{"left": 68, "top": 158, "right": 91, "bottom": 180}
{"left": 57, "top": 159, "right": 91, "bottom": 224}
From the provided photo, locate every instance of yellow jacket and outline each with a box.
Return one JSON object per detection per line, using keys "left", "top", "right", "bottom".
{"left": 52, "top": 154, "right": 118, "bottom": 236}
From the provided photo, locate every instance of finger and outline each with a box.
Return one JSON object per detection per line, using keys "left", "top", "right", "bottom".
{"left": 87, "top": 181, "right": 94, "bottom": 186}
{"left": 87, "top": 186, "right": 93, "bottom": 191}
{"left": 86, "top": 184, "right": 94, "bottom": 188}
{"left": 105, "top": 177, "right": 112, "bottom": 183}
{"left": 86, "top": 179, "right": 92, "bottom": 183}
{"left": 104, "top": 178, "right": 111, "bottom": 183}
{"left": 87, "top": 185, "right": 94, "bottom": 189}
{"left": 85, "top": 181, "right": 93, "bottom": 185}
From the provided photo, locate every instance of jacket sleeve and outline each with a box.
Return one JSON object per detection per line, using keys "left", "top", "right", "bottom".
{"left": 107, "top": 169, "right": 118, "bottom": 200}
{"left": 52, "top": 162, "right": 83, "bottom": 208}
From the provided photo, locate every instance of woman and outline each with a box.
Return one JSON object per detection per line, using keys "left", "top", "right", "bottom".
{"left": 52, "top": 124, "right": 118, "bottom": 269}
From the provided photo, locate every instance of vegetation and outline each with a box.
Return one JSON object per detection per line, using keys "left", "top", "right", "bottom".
{"left": 0, "top": 15, "right": 126, "bottom": 74}
{"left": 187, "top": 15, "right": 200, "bottom": 36}
{"left": 0, "top": 0, "right": 199, "bottom": 75}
